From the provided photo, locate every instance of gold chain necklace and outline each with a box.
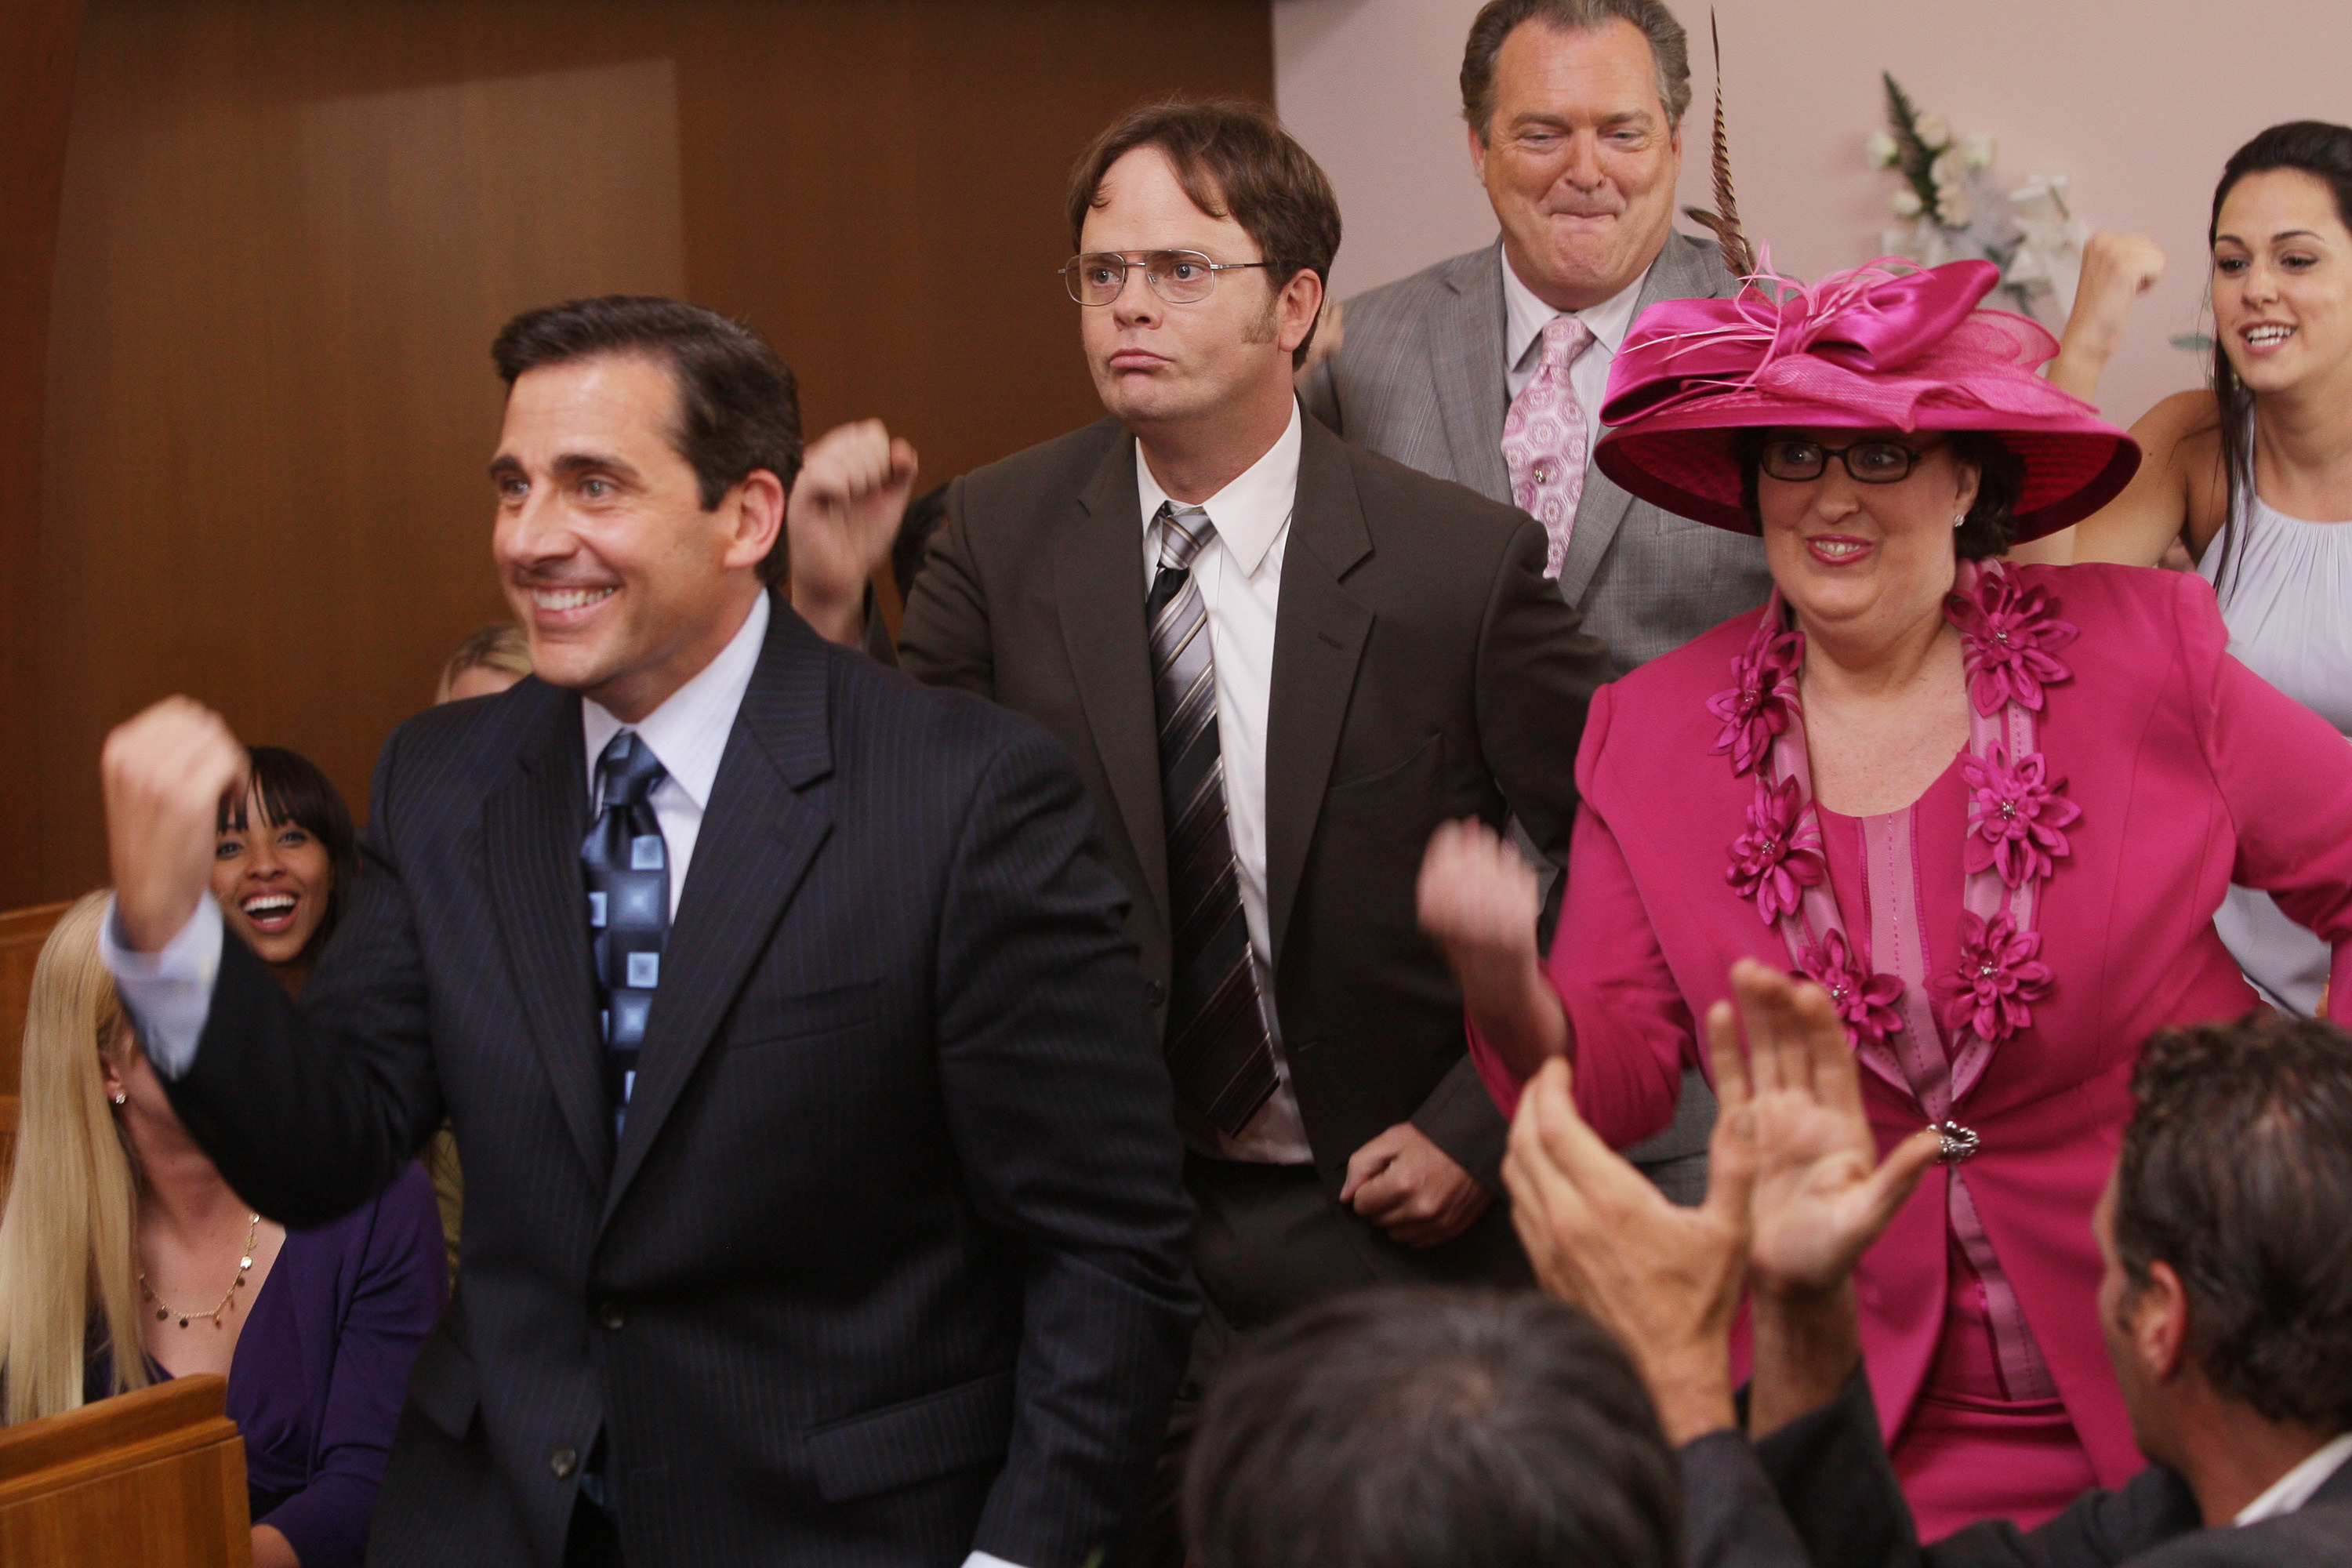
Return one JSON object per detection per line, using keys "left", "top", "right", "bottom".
{"left": 140, "top": 1212, "right": 261, "bottom": 1330}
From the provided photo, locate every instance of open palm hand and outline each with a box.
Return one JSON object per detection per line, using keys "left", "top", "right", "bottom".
{"left": 1710, "top": 961, "right": 1943, "bottom": 1300}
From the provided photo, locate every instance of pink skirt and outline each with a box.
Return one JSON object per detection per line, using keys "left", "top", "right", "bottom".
{"left": 1890, "top": 1240, "right": 2100, "bottom": 1541}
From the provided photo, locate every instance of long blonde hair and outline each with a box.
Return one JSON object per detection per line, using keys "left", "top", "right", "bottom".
{"left": 0, "top": 893, "right": 151, "bottom": 1425}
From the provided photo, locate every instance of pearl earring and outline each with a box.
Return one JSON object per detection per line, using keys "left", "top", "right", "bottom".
{"left": 111, "top": 1091, "right": 127, "bottom": 1106}
{"left": 1954, "top": 513, "right": 1967, "bottom": 528}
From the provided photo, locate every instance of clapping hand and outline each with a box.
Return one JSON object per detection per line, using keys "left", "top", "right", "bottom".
{"left": 1732, "top": 960, "right": 1943, "bottom": 1301}
{"left": 1718, "top": 960, "right": 1940, "bottom": 1435}
{"left": 1501, "top": 958, "right": 1941, "bottom": 1445}
{"left": 1501, "top": 1004, "right": 1758, "bottom": 1443}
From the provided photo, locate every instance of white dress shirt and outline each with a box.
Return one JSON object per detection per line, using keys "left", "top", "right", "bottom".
{"left": 1136, "top": 399, "right": 1315, "bottom": 1167}
{"left": 1502, "top": 253, "right": 1652, "bottom": 459}
{"left": 580, "top": 590, "right": 768, "bottom": 920}
{"left": 2234, "top": 1430, "right": 2352, "bottom": 1524}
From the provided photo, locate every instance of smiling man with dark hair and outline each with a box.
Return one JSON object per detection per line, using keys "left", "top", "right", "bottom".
{"left": 96, "top": 296, "right": 1194, "bottom": 1568}
{"left": 1501, "top": 970, "right": 2352, "bottom": 1568}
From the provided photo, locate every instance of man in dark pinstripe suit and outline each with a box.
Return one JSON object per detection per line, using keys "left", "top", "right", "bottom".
{"left": 98, "top": 298, "right": 1196, "bottom": 1568}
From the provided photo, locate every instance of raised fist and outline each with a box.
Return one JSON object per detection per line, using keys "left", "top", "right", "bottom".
{"left": 103, "top": 698, "right": 249, "bottom": 951}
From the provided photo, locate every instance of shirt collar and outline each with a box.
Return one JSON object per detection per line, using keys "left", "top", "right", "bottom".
{"left": 1502, "top": 250, "right": 1653, "bottom": 377}
{"left": 581, "top": 590, "right": 769, "bottom": 810}
{"left": 1134, "top": 398, "right": 1301, "bottom": 579}
{"left": 2234, "top": 1431, "right": 2352, "bottom": 1525}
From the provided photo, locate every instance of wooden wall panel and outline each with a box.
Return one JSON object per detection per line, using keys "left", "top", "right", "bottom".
{"left": 0, "top": 0, "right": 84, "bottom": 911}
{"left": 30, "top": 0, "right": 1273, "bottom": 901}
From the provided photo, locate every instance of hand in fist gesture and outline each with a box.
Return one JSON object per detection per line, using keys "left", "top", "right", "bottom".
{"left": 103, "top": 698, "right": 249, "bottom": 952}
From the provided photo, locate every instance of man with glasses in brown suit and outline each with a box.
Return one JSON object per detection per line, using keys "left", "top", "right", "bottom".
{"left": 786, "top": 98, "right": 1613, "bottom": 1563}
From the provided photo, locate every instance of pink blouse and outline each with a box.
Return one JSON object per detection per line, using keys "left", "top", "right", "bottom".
{"left": 1475, "top": 563, "right": 2352, "bottom": 1486}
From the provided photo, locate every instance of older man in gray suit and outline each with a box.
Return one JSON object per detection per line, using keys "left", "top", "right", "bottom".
{"left": 1302, "top": 0, "right": 1769, "bottom": 1201}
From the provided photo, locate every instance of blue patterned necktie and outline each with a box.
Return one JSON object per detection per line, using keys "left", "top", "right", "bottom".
{"left": 583, "top": 730, "right": 670, "bottom": 1134}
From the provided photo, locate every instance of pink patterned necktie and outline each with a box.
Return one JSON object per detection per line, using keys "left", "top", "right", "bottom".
{"left": 1501, "top": 314, "right": 1593, "bottom": 579}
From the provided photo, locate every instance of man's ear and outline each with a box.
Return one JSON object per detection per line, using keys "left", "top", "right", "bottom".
{"left": 723, "top": 469, "right": 786, "bottom": 572}
{"left": 2136, "top": 1260, "right": 2192, "bottom": 1383}
{"left": 1468, "top": 120, "right": 1490, "bottom": 181}
{"left": 1276, "top": 270, "right": 1327, "bottom": 360}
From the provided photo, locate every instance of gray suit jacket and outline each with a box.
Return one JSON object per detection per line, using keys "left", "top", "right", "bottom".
{"left": 1303, "top": 233, "right": 1768, "bottom": 1196}
{"left": 1300, "top": 231, "right": 1773, "bottom": 673}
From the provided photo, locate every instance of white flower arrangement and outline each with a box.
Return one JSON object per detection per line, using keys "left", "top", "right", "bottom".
{"left": 1872, "top": 74, "right": 2087, "bottom": 322}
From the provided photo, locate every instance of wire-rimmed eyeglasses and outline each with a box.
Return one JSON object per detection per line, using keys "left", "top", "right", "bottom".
{"left": 1759, "top": 437, "right": 1947, "bottom": 485}
{"left": 1060, "top": 250, "right": 1272, "bottom": 306}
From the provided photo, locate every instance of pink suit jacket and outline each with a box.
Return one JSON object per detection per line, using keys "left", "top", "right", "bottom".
{"left": 1476, "top": 562, "right": 2352, "bottom": 1485}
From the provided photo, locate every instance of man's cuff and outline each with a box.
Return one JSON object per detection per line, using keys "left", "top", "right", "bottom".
{"left": 97, "top": 895, "right": 223, "bottom": 1080}
{"left": 964, "top": 1554, "right": 1028, "bottom": 1568}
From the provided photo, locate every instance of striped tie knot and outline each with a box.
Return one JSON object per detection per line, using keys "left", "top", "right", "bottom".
{"left": 1156, "top": 503, "right": 1216, "bottom": 572}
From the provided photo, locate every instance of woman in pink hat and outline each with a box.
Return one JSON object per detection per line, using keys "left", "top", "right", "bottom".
{"left": 1416, "top": 255, "right": 2352, "bottom": 1537}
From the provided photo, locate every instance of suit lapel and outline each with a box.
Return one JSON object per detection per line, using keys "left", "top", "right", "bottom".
{"left": 482, "top": 693, "right": 613, "bottom": 1181}
{"left": 1431, "top": 242, "right": 1513, "bottom": 501}
{"left": 604, "top": 600, "right": 836, "bottom": 1221}
{"left": 1264, "top": 420, "right": 1374, "bottom": 968}
{"left": 1056, "top": 437, "right": 1169, "bottom": 924}
{"left": 1555, "top": 240, "right": 1715, "bottom": 607}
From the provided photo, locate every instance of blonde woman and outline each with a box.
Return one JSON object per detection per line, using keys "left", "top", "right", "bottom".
{"left": 0, "top": 894, "right": 444, "bottom": 1568}
{"left": 432, "top": 622, "right": 532, "bottom": 704}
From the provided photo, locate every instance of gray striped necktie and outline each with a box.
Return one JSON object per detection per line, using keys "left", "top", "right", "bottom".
{"left": 1148, "top": 502, "right": 1279, "bottom": 1138}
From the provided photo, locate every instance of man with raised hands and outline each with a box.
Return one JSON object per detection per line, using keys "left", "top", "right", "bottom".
{"left": 1507, "top": 962, "right": 2352, "bottom": 1567}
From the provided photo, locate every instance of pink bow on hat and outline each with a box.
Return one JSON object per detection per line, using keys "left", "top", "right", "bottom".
{"left": 1600, "top": 256, "right": 2078, "bottom": 432}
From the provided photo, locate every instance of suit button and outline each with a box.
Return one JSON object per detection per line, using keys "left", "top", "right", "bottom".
{"left": 597, "top": 1301, "right": 626, "bottom": 1331}
{"left": 550, "top": 1446, "right": 579, "bottom": 1479}
{"left": 1145, "top": 980, "right": 1167, "bottom": 1007}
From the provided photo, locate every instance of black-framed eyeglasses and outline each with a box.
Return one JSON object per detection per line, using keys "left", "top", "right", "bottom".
{"left": 1759, "top": 437, "right": 1946, "bottom": 485}
{"left": 1060, "top": 250, "right": 1272, "bottom": 306}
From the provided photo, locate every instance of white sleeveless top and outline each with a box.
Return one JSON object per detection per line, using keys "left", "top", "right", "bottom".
{"left": 2198, "top": 483, "right": 2352, "bottom": 1012}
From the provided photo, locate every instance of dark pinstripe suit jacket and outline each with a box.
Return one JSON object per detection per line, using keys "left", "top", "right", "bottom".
{"left": 160, "top": 596, "right": 1197, "bottom": 1568}
{"left": 1719, "top": 1369, "right": 2352, "bottom": 1568}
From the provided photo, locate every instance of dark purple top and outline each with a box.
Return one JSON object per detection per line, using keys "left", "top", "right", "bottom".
{"left": 95, "top": 1163, "right": 446, "bottom": 1568}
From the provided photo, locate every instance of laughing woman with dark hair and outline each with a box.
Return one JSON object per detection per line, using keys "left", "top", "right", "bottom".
{"left": 2046, "top": 121, "right": 2352, "bottom": 1016}
{"left": 213, "top": 746, "right": 359, "bottom": 994}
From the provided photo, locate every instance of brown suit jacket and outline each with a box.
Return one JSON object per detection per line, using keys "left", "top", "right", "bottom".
{"left": 894, "top": 409, "right": 1610, "bottom": 1204}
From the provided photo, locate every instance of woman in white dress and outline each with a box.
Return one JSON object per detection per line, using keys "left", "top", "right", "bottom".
{"left": 2042, "top": 121, "right": 2352, "bottom": 1013}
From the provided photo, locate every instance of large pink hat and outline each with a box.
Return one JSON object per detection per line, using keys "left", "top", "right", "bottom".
{"left": 1592, "top": 257, "right": 2140, "bottom": 542}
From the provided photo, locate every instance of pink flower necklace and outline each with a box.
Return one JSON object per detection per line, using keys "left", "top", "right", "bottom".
{"left": 1712, "top": 557, "right": 2082, "bottom": 1399}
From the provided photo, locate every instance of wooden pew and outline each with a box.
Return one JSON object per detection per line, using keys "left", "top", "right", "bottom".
{"left": 0, "top": 1376, "right": 252, "bottom": 1566}
{"left": 0, "top": 900, "right": 72, "bottom": 1095}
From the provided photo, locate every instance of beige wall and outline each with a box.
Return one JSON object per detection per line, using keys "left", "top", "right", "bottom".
{"left": 1276, "top": 0, "right": 2351, "bottom": 426}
